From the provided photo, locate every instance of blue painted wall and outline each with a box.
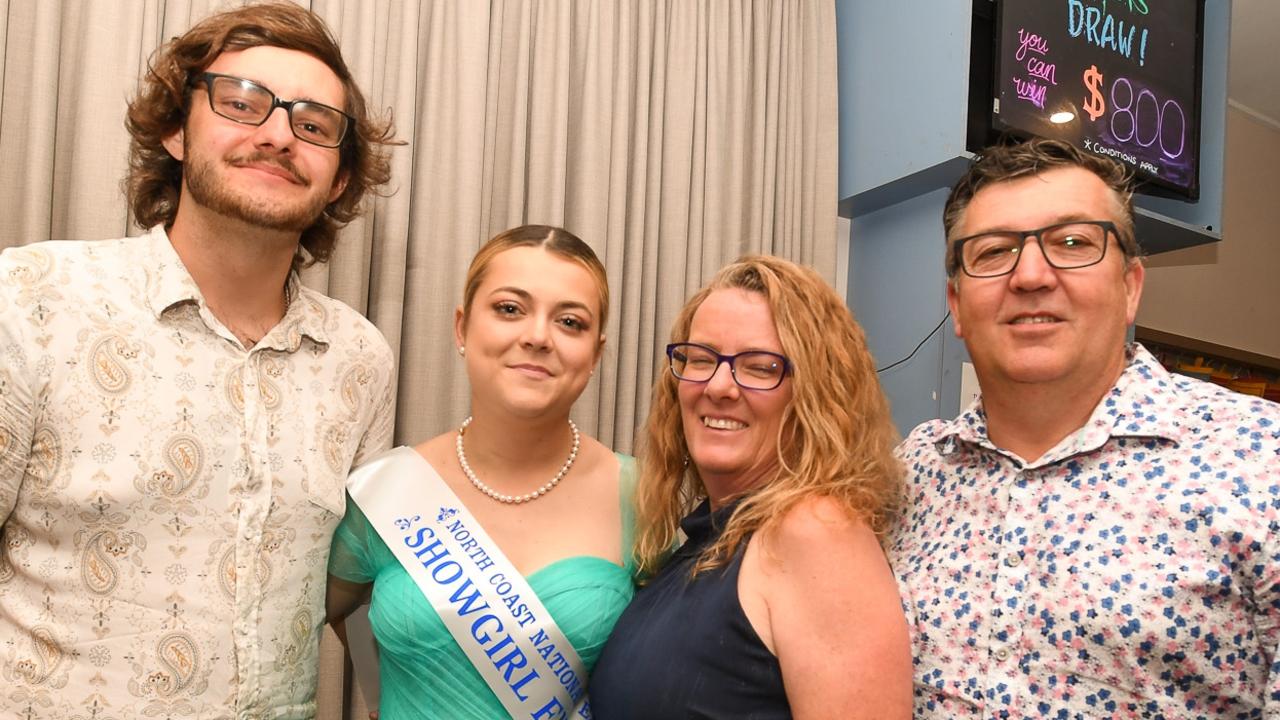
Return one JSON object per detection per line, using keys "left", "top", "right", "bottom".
{"left": 835, "top": 1, "right": 972, "bottom": 200}
{"left": 835, "top": 0, "right": 975, "bottom": 437}
{"left": 848, "top": 189, "right": 967, "bottom": 436}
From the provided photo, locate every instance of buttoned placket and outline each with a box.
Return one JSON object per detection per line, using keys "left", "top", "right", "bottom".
{"left": 985, "top": 460, "right": 1032, "bottom": 716}
{"left": 232, "top": 343, "right": 274, "bottom": 715}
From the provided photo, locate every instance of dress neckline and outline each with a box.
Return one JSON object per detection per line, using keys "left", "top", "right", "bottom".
{"left": 679, "top": 498, "right": 741, "bottom": 548}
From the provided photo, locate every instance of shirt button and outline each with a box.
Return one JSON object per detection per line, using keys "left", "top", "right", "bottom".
{"left": 994, "top": 646, "right": 1011, "bottom": 661}
{"left": 1005, "top": 554, "right": 1022, "bottom": 568}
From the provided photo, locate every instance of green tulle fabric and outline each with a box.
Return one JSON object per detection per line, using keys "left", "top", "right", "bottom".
{"left": 329, "top": 454, "right": 637, "bottom": 719}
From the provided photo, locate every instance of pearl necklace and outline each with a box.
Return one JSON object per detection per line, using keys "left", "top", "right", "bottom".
{"left": 455, "top": 416, "right": 580, "bottom": 504}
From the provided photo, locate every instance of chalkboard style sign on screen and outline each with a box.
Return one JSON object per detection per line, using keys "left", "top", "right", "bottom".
{"left": 994, "top": 0, "right": 1204, "bottom": 199}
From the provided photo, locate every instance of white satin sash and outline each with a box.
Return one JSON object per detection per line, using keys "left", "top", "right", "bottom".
{"left": 348, "top": 446, "right": 593, "bottom": 719}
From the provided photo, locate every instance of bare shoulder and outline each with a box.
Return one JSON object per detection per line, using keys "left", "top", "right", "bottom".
{"left": 758, "top": 495, "right": 879, "bottom": 563}
{"left": 574, "top": 433, "right": 621, "bottom": 476}
{"left": 747, "top": 502, "right": 911, "bottom": 718}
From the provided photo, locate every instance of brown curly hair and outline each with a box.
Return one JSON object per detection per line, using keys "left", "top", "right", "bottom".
{"left": 632, "top": 256, "right": 902, "bottom": 579}
{"left": 124, "top": 2, "right": 398, "bottom": 267}
{"left": 943, "top": 137, "right": 1141, "bottom": 278}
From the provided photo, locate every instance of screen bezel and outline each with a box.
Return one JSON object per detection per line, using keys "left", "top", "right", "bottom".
{"left": 971, "top": 0, "right": 1205, "bottom": 201}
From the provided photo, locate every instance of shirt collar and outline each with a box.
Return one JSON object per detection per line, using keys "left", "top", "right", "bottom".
{"left": 142, "top": 225, "right": 331, "bottom": 350}
{"left": 680, "top": 499, "right": 738, "bottom": 542}
{"left": 672, "top": 498, "right": 742, "bottom": 560}
{"left": 934, "top": 343, "right": 1186, "bottom": 464}
{"left": 273, "top": 283, "right": 332, "bottom": 351}
{"left": 142, "top": 225, "right": 203, "bottom": 318}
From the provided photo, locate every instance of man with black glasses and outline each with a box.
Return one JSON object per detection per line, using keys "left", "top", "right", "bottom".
{"left": 890, "top": 137, "right": 1280, "bottom": 718}
{"left": 0, "top": 4, "right": 397, "bottom": 717}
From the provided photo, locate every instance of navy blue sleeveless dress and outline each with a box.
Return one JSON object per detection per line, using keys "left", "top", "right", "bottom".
{"left": 589, "top": 500, "right": 791, "bottom": 719}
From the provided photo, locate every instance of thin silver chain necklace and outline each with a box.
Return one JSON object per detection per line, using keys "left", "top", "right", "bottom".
{"left": 455, "top": 416, "right": 580, "bottom": 504}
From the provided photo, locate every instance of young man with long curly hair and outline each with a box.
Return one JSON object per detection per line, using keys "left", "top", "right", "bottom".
{"left": 0, "top": 4, "right": 398, "bottom": 716}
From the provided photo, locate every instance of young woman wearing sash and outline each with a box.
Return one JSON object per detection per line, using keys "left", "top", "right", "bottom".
{"left": 326, "top": 226, "right": 634, "bottom": 719}
{"left": 590, "top": 256, "right": 911, "bottom": 718}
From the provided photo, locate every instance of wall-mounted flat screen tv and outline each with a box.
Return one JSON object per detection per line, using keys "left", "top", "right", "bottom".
{"left": 992, "top": 0, "right": 1204, "bottom": 199}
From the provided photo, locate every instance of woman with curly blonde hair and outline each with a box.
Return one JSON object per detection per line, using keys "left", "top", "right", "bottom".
{"left": 590, "top": 255, "right": 910, "bottom": 718}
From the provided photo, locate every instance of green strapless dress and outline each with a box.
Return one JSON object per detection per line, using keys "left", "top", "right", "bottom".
{"left": 328, "top": 453, "right": 637, "bottom": 719}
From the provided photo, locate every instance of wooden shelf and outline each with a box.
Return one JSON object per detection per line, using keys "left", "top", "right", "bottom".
{"left": 1135, "top": 326, "right": 1280, "bottom": 374}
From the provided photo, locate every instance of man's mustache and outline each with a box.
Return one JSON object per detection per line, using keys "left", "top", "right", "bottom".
{"left": 227, "top": 152, "right": 308, "bottom": 186}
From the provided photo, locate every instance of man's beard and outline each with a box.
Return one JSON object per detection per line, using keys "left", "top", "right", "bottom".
{"left": 183, "top": 148, "right": 332, "bottom": 232}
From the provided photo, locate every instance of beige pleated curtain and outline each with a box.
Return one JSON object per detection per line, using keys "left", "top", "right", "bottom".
{"left": 0, "top": 0, "right": 837, "bottom": 716}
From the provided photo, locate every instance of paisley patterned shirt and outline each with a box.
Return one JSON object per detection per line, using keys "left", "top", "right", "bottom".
{"left": 891, "top": 344, "right": 1280, "bottom": 719}
{"left": 0, "top": 227, "right": 395, "bottom": 719}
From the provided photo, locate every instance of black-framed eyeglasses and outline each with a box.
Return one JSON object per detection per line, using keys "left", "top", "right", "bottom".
{"left": 953, "top": 220, "right": 1119, "bottom": 278}
{"left": 666, "top": 343, "right": 791, "bottom": 391}
{"left": 191, "top": 72, "right": 353, "bottom": 148}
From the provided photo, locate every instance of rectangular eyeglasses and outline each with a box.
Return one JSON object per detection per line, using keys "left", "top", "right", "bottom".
{"left": 192, "top": 72, "right": 353, "bottom": 148}
{"left": 953, "top": 220, "right": 1118, "bottom": 278}
{"left": 666, "top": 342, "right": 791, "bottom": 391}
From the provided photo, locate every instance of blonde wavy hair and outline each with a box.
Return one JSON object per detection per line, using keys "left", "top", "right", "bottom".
{"left": 633, "top": 256, "right": 901, "bottom": 579}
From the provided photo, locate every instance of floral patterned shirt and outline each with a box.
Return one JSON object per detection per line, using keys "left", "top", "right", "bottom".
{"left": 891, "top": 344, "right": 1280, "bottom": 719}
{"left": 0, "top": 227, "right": 395, "bottom": 719}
